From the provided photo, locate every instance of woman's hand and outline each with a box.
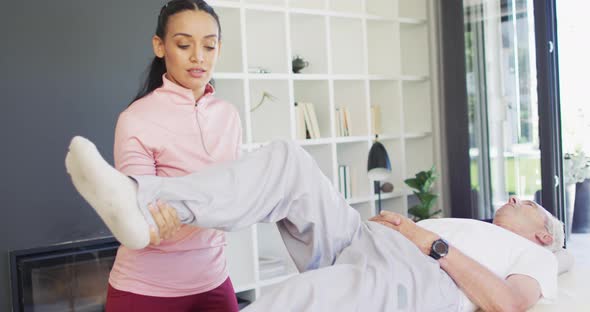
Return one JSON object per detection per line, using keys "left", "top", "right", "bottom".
{"left": 369, "top": 211, "right": 439, "bottom": 256}
{"left": 148, "top": 200, "right": 182, "bottom": 246}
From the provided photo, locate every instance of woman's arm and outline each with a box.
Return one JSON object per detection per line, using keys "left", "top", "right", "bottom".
{"left": 115, "top": 113, "right": 175, "bottom": 245}
{"left": 114, "top": 113, "right": 157, "bottom": 175}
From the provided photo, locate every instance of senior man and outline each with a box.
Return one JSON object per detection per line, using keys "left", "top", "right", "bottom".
{"left": 65, "top": 137, "right": 562, "bottom": 312}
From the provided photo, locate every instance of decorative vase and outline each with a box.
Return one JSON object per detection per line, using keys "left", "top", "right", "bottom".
{"left": 292, "top": 55, "right": 309, "bottom": 73}
{"left": 572, "top": 179, "right": 590, "bottom": 233}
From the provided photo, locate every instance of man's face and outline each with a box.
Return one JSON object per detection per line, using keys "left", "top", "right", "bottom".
{"left": 493, "top": 197, "right": 550, "bottom": 244}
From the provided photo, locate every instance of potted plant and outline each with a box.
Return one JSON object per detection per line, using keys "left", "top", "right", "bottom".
{"left": 405, "top": 166, "right": 441, "bottom": 221}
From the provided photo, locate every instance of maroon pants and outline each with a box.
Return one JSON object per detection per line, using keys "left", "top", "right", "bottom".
{"left": 105, "top": 277, "right": 239, "bottom": 312}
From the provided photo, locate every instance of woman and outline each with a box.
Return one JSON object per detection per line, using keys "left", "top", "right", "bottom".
{"left": 106, "top": 1, "right": 242, "bottom": 311}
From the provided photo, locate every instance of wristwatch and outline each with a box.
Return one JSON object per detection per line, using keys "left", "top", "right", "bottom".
{"left": 429, "top": 238, "right": 449, "bottom": 260}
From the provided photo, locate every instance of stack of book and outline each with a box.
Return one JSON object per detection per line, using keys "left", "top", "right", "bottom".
{"left": 338, "top": 165, "right": 355, "bottom": 199}
{"left": 295, "top": 102, "right": 321, "bottom": 140}
{"left": 335, "top": 107, "right": 351, "bottom": 137}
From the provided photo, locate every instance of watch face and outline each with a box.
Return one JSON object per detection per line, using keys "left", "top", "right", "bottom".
{"left": 433, "top": 240, "right": 448, "bottom": 255}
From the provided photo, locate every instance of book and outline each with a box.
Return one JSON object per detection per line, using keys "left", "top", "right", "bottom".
{"left": 304, "top": 102, "right": 321, "bottom": 139}
{"left": 301, "top": 101, "right": 313, "bottom": 139}
{"left": 342, "top": 107, "right": 350, "bottom": 136}
{"left": 335, "top": 108, "right": 342, "bottom": 137}
{"left": 335, "top": 107, "right": 349, "bottom": 137}
{"left": 345, "top": 166, "right": 352, "bottom": 199}
{"left": 300, "top": 102, "right": 320, "bottom": 139}
{"left": 338, "top": 165, "right": 346, "bottom": 198}
{"left": 338, "top": 165, "right": 352, "bottom": 199}
{"left": 295, "top": 103, "right": 307, "bottom": 140}
{"left": 371, "top": 106, "right": 381, "bottom": 135}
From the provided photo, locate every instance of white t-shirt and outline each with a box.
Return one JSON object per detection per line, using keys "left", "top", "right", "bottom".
{"left": 417, "top": 218, "right": 558, "bottom": 312}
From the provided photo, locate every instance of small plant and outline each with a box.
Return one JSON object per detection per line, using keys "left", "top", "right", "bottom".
{"left": 405, "top": 166, "right": 441, "bottom": 221}
{"left": 563, "top": 151, "right": 590, "bottom": 185}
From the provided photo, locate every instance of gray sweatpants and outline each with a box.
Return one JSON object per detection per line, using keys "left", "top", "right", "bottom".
{"left": 132, "top": 140, "right": 460, "bottom": 312}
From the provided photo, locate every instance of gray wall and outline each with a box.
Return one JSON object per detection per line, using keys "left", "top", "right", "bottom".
{"left": 0, "top": 1, "right": 166, "bottom": 310}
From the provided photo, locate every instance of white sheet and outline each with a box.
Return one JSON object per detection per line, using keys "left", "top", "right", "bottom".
{"left": 529, "top": 265, "right": 590, "bottom": 311}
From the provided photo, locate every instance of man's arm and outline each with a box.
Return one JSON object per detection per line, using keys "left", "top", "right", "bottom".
{"left": 370, "top": 212, "right": 541, "bottom": 312}
{"left": 440, "top": 245, "right": 541, "bottom": 312}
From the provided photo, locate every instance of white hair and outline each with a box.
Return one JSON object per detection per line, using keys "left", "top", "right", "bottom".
{"left": 543, "top": 212, "right": 565, "bottom": 252}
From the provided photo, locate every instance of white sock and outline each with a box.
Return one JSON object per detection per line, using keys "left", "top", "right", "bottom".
{"left": 65, "top": 136, "right": 150, "bottom": 249}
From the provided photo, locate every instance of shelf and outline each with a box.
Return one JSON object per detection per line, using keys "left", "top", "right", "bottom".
{"left": 248, "top": 73, "right": 290, "bottom": 80}
{"left": 366, "top": 0, "right": 396, "bottom": 20}
{"left": 288, "top": 7, "right": 328, "bottom": 16}
{"left": 400, "top": 23, "right": 429, "bottom": 76}
{"left": 332, "top": 74, "right": 370, "bottom": 80}
{"left": 367, "top": 20, "right": 400, "bottom": 76}
{"left": 301, "top": 144, "right": 334, "bottom": 181}
{"left": 292, "top": 74, "right": 332, "bottom": 80}
{"left": 213, "top": 73, "right": 427, "bottom": 81}
{"left": 337, "top": 141, "right": 371, "bottom": 198}
{"left": 212, "top": 79, "right": 247, "bottom": 144}
{"left": 370, "top": 80, "right": 401, "bottom": 137}
{"left": 249, "top": 80, "right": 291, "bottom": 142}
{"left": 334, "top": 136, "right": 371, "bottom": 144}
{"left": 215, "top": 7, "right": 243, "bottom": 73}
{"left": 296, "top": 137, "right": 334, "bottom": 146}
{"left": 330, "top": 17, "right": 365, "bottom": 75}
{"left": 398, "top": 0, "right": 427, "bottom": 20}
{"left": 290, "top": 13, "right": 328, "bottom": 74}
{"left": 213, "top": 73, "right": 245, "bottom": 79}
{"left": 400, "top": 75, "right": 429, "bottom": 82}
{"left": 349, "top": 201, "right": 375, "bottom": 220}
{"left": 403, "top": 80, "right": 432, "bottom": 133}
{"left": 398, "top": 17, "right": 427, "bottom": 25}
{"left": 209, "top": 0, "right": 242, "bottom": 9}
{"left": 225, "top": 228, "right": 257, "bottom": 290}
{"left": 245, "top": 0, "right": 287, "bottom": 8}
{"left": 378, "top": 134, "right": 402, "bottom": 141}
{"left": 209, "top": 0, "right": 437, "bottom": 302}
{"left": 256, "top": 223, "right": 298, "bottom": 280}
{"left": 288, "top": 0, "right": 326, "bottom": 12}
{"left": 245, "top": 10, "right": 288, "bottom": 74}
{"left": 294, "top": 80, "right": 331, "bottom": 138}
{"left": 380, "top": 139, "right": 404, "bottom": 188}
{"left": 328, "top": 0, "right": 363, "bottom": 14}
{"left": 368, "top": 74, "right": 397, "bottom": 81}
{"left": 334, "top": 80, "right": 369, "bottom": 137}
{"left": 347, "top": 189, "right": 407, "bottom": 205}
{"left": 404, "top": 132, "right": 432, "bottom": 139}
{"left": 212, "top": 1, "right": 427, "bottom": 23}
{"left": 381, "top": 196, "right": 407, "bottom": 216}
{"left": 405, "top": 135, "right": 434, "bottom": 179}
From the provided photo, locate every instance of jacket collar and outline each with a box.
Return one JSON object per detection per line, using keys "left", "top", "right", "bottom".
{"left": 156, "top": 73, "right": 216, "bottom": 106}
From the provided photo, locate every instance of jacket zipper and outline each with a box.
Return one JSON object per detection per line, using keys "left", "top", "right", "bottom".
{"left": 195, "top": 103, "right": 212, "bottom": 157}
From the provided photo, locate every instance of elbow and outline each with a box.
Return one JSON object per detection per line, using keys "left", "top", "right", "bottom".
{"left": 493, "top": 296, "right": 529, "bottom": 312}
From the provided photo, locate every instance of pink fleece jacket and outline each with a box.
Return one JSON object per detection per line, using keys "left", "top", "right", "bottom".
{"left": 109, "top": 74, "right": 242, "bottom": 297}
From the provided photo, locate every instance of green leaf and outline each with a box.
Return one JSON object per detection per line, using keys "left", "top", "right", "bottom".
{"left": 416, "top": 193, "right": 437, "bottom": 205}
{"left": 428, "top": 209, "right": 442, "bottom": 218}
{"left": 409, "top": 205, "right": 431, "bottom": 221}
{"left": 404, "top": 178, "right": 421, "bottom": 190}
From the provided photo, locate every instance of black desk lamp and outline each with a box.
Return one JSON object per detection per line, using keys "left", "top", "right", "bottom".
{"left": 367, "top": 136, "right": 392, "bottom": 213}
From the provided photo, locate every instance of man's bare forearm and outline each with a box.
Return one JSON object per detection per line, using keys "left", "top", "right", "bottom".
{"left": 439, "top": 246, "right": 533, "bottom": 312}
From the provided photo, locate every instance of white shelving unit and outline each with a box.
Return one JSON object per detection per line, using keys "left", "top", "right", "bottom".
{"left": 210, "top": 0, "right": 440, "bottom": 302}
